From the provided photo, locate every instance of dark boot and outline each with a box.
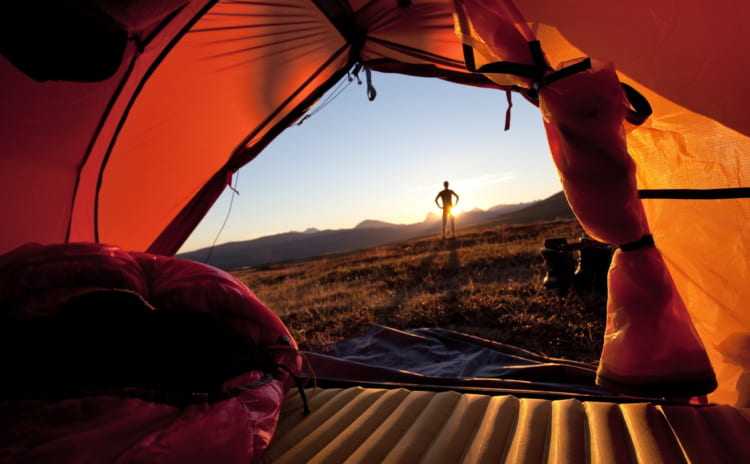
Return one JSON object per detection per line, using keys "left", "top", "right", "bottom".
{"left": 541, "top": 238, "right": 575, "bottom": 296}
{"left": 574, "top": 236, "right": 614, "bottom": 294}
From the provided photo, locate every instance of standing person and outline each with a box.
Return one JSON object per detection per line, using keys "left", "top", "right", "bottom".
{"left": 435, "top": 181, "right": 459, "bottom": 239}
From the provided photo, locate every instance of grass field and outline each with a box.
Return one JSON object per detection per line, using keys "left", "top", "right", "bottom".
{"left": 231, "top": 218, "right": 607, "bottom": 363}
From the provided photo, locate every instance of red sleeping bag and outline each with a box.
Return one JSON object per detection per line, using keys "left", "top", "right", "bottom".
{"left": 0, "top": 242, "right": 302, "bottom": 463}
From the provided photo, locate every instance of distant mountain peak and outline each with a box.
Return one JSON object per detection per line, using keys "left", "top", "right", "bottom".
{"left": 302, "top": 227, "right": 320, "bottom": 234}
{"left": 355, "top": 219, "right": 398, "bottom": 229}
{"left": 424, "top": 211, "right": 440, "bottom": 222}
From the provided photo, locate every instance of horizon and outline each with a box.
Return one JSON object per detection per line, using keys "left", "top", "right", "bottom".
{"left": 181, "top": 194, "right": 554, "bottom": 253}
{"left": 178, "top": 72, "right": 561, "bottom": 254}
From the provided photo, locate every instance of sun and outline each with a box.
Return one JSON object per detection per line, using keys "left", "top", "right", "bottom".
{"left": 451, "top": 203, "right": 473, "bottom": 216}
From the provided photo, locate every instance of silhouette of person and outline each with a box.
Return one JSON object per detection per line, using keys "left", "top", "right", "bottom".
{"left": 435, "top": 181, "right": 459, "bottom": 239}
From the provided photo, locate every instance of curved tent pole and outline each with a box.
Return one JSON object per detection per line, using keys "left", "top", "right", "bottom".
{"left": 147, "top": 0, "right": 368, "bottom": 255}
{"left": 147, "top": 46, "right": 356, "bottom": 256}
{"left": 66, "top": 49, "right": 140, "bottom": 244}
{"left": 61, "top": 0, "right": 221, "bottom": 245}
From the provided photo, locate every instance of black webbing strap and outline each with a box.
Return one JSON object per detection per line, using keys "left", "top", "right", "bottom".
{"left": 639, "top": 188, "right": 750, "bottom": 200}
{"left": 619, "top": 234, "right": 655, "bottom": 252}
{"left": 463, "top": 40, "right": 550, "bottom": 79}
{"left": 622, "top": 83, "right": 652, "bottom": 125}
{"left": 463, "top": 43, "right": 477, "bottom": 72}
{"left": 476, "top": 60, "right": 545, "bottom": 78}
{"left": 527, "top": 57, "right": 591, "bottom": 98}
{"left": 540, "top": 58, "right": 591, "bottom": 87}
{"left": 473, "top": 40, "right": 551, "bottom": 81}
{"left": 504, "top": 89, "right": 512, "bottom": 131}
{"left": 528, "top": 40, "right": 547, "bottom": 70}
{"left": 463, "top": 40, "right": 652, "bottom": 126}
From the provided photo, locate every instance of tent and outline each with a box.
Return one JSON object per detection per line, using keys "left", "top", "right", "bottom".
{"left": 1, "top": 0, "right": 749, "bottom": 459}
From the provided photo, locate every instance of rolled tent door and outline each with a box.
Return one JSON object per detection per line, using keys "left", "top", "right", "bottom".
{"left": 455, "top": 0, "right": 716, "bottom": 398}
{"left": 537, "top": 61, "right": 716, "bottom": 396}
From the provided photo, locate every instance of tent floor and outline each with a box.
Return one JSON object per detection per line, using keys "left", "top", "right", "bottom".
{"left": 260, "top": 386, "right": 750, "bottom": 464}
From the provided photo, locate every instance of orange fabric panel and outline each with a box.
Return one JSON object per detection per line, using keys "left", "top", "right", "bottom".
{"left": 626, "top": 86, "right": 750, "bottom": 191}
{"left": 643, "top": 198, "right": 750, "bottom": 407}
{"left": 625, "top": 83, "right": 750, "bottom": 406}
{"left": 96, "top": 1, "right": 348, "bottom": 250}
{"left": 521, "top": 19, "right": 750, "bottom": 191}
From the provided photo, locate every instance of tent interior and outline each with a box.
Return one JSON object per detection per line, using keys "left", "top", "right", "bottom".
{"left": 1, "top": 0, "right": 749, "bottom": 462}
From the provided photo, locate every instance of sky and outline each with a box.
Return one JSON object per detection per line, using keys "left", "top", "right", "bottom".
{"left": 178, "top": 72, "right": 562, "bottom": 253}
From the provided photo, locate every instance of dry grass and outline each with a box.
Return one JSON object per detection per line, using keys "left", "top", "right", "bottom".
{"left": 231, "top": 219, "right": 606, "bottom": 362}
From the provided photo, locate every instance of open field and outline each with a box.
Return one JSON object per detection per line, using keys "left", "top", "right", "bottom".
{"left": 231, "top": 218, "right": 607, "bottom": 363}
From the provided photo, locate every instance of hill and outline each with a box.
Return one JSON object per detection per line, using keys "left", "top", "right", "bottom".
{"left": 178, "top": 191, "right": 572, "bottom": 270}
{"left": 474, "top": 191, "right": 573, "bottom": 228}
{"left": 354, "top": 219, "right": 401, "bottom": 229}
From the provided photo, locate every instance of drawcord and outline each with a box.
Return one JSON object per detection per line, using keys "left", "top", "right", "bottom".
{"left": 297, "top": 76, "right": 353, "bottom": 125}
{"left": 352, "top": 63, "right": 377, "bottom": 101}
{"left": 204, "top": 171, "right": 239, "bottom": 264}
{"left": 269, "top": 338, "right": 314, "bottom": 416}
{"left": 274, "top": 362, "right": 311, "bottom": 415}
{"left": 504, "top": 90, "right": 513, "bottom": 131}
{"left": 296, "top": 62, "right": 377, "bottom": 126}
{"left": 365, "top": 67, "right": 377, "bottom": 101}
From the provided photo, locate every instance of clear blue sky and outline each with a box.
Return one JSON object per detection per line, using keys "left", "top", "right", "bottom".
{"left": 179, "top": 71, "right": 562, "bottom": 253}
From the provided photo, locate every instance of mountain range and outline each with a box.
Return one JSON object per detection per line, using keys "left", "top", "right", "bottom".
{"left": 177, "top": 191, "right": 573, "bottom": 270}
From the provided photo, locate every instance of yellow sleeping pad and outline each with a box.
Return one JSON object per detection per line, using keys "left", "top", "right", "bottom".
{"left": 260, "top": 387, "right": 750, "bottom": 464}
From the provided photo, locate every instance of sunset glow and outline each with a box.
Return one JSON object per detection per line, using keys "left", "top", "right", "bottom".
{"left": 451, "top": 203, "right": 472, "bottom": 216}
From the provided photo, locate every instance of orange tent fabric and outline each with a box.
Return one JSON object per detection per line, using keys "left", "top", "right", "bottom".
{"left": 1, "top": 0, "right": 748, "bottom": 405}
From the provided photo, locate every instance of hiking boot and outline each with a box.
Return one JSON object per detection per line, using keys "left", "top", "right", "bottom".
{"left": 541, "top": 238, "right": 575, "bottom": 296}
{"left": 573, "top": 236, "right": 614, "bottom": 294}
